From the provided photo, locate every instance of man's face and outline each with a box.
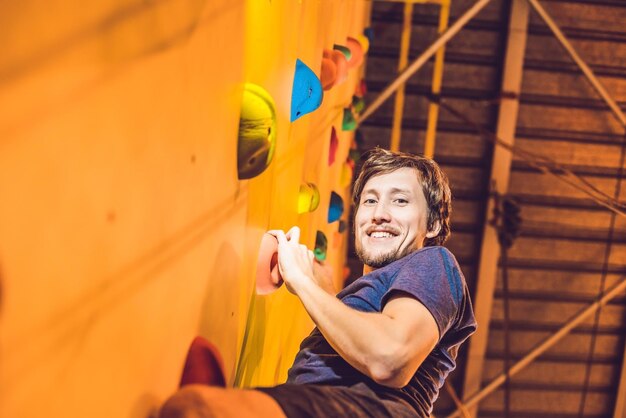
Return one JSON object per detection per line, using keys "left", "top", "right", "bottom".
{"left": 354, "top": 167, "right": 435, "bottom": 269}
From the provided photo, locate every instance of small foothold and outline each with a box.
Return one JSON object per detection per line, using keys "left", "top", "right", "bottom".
{"left": 355, "top": 79, "right": 368, "bottom": 97}
{"left": 338, "top": 219, "right": 347, "bottom": 233}
{"left": 342, "top": 108, "right": 357, "bottom": 131}
{"left": 341, "top": 161, "right": 354, "bottom": 188}
{"left": 354, "top": 129, "right": 365, "bottom": 146}
{"left": 328, "top": 126, "right": 339, "bottom": 166}
{"left": 348, "top": 148, "right": 361, "bottom": 164}
{"left": 333, "top": 44, "right": 352, "bottom": 60}
{"left": 364, "top": 27, "right": 375, "bottom": 44}
{"left": 352, "top": 95, "right": 365, "bottom": 114}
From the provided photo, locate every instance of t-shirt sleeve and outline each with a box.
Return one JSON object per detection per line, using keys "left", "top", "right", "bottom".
{"left": 380, "top": 247, "right": 464, "bottom": 340}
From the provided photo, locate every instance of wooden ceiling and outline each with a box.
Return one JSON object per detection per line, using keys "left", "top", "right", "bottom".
{"left": 352, "top": 0, "right": 626, "bottom": 416}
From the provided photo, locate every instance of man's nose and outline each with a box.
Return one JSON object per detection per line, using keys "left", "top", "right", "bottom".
{"left": 372, "top": 202, "right": 391, "bottom": 222}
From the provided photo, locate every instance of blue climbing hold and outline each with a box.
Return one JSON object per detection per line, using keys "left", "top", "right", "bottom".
{"left": 328, "top": 191, "right": 344, "bottom": 223}
{"left": 291, "top": 59, "right": 323, "bottom": 122}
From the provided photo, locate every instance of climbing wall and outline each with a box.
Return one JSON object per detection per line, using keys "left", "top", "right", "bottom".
{"left": 0, "top": 1, "right": 370, "bottom": 417}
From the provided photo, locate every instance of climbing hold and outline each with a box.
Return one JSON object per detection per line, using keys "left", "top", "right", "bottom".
{"left": 352, "top": 95, "right": 365, "bottom": 114}
{"left": 342, "top": 108, "right": 357, "bottom": 131}
{"left": 328, "top": 191, "right": 344, "bottom": 223}
{"left": 354, "top": 129, "right": 365, "bottom": 146}
{"left": 291, "top": 59, "right": 323, "bottom": 122}
{"left": 298, "top": 182, "right": 321, "bottom": 214}
{"left": 324, "top": 49, "right": 348, "bottom": 87}
{"left": 314, "top": 231, "right": 328, "bottom": 262}
{"left": 348, "top": 148, "right": 361, "bottom": 165}
{"left": 328, "top": 126, "right": 339, "bottom": 166}
{"left": 320, "top": 55, "right": 337, "bottom": 91}
{"left": 356, "top": 34, "right": 370, "bottom": 54}
{"left": 333, "top": 44, "right": 352, "bottom": 61}
{"left": 338, "top": 219, "right": 347, "bottom": 233}
{"left": 355, "top": 78, "right": 368, "bottom": 97}
{"left": 179, "top": 336, "right": 227, "bottom": 388}
{"left": 340, "top": 162, "right": 354, "bottom": 188}
{"left": 237, "top": 83, "right": 278, "bottom": 180}
{"left": 364, "top": 27, "right": 374, "bottom": 44}
{"left": 256, "top": 233, "right": 284, "bottom": 295}
{"left": 346, "top": 37, "right": 364, "bottom": 68}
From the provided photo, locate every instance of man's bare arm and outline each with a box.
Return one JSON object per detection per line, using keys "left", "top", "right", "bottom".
{"left": 269, "top": 227, "right": 439, "bottom": 388}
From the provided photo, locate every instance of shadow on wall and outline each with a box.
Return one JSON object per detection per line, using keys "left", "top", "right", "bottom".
{"left": 197, "top": 242, "right": 242, "bottom": 383}
{"left": 0, "top": 260, "right": 3, "bottom": 320}
{"left": 4, "top": 188, "right": 246, "bottom": 387}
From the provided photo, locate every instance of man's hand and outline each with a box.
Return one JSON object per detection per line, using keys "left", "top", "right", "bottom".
{"left": 267, "top": 227, "right": 315, "bottom": 294}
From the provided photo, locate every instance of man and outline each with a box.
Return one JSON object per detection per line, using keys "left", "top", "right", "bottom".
{"left": 160, "top": 148, "right": 476, "bottom": 417}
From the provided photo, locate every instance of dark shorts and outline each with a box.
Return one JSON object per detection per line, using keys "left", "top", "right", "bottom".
{"left": 256, "top": 383, "right": 419, "bottom": 418}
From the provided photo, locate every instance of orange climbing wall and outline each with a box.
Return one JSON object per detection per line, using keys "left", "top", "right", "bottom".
{"left": 0, "top": 1, "right": 370, "bottom": 417}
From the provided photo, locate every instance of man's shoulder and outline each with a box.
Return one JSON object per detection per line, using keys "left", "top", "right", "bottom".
{"left": 403, "top": 245, "right": 457, "bottom": 266}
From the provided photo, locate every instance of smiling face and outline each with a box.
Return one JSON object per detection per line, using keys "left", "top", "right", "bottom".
{"left": 354, "top": 167, "right": 439, "bottom": 269}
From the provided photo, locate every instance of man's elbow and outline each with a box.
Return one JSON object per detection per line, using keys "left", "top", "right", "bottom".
{"left": 369, "top": 364, "right": 413, "bottom": 388}
{"left": 368, "top": 348, "right": 416, "bottom": 388}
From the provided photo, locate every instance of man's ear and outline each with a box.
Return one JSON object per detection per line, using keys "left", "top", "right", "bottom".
{"left": 425, "top": 220, "right": 441, "bottom": 239}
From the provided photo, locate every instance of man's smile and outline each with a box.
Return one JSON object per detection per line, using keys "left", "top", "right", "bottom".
{"left": 366, "top": 227, "right": 400, "bottom": 241}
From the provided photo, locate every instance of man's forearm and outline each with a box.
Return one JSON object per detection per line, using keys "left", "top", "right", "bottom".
{"left": 292, "top": 275, "right": 413, "bottom": 385}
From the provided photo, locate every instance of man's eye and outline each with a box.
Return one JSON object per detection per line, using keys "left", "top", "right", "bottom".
{"left": 395, "top": 199, "right": 408, "bottom": 205}
{"left": 363, "top": 198, "right": 377, "bottom": 205}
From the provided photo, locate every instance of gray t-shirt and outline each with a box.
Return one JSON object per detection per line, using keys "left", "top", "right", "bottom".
{"left": 287, "top": 246, "right": 477, "bottom": 416}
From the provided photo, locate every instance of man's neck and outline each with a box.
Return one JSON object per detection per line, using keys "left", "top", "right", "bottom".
{"left": 362, "top": 265, "right": 374, "bottom": 275}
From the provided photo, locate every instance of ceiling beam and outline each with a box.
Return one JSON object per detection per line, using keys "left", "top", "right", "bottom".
{"left": 358, "top": 0, "right": 493, "bottom": 126}
{"left": 460, "top": 0, "right": 529, "bottom": 416}
{"left": 449, "top": 275, "right": 626, "bottom": 417}
{"left": 527, "top": 0, "right": 626, "bottom": 128}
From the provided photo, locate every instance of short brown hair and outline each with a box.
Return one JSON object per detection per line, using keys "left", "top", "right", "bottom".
{"left": 352, "top": 148, "right": 452, "bottom": 247}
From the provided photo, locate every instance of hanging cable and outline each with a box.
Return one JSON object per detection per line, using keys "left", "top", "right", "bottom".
{"left": 424, "top": 93, "right": 626, "bottom": 218}
{"left": 576, "top": 131, "right": 626, "bottom": 417}
{"left": 491, "top": 193, "right": 523, "bottom": 417}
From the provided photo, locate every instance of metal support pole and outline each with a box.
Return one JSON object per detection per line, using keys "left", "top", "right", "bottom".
{"left": 358, "top": 0, "right": 494, "bottom": 126}
{"left": 527, "top": 0, "right": 626, "bottom": 127}
{"left": 447, "top": 274, "right": 626, "bottom": 418}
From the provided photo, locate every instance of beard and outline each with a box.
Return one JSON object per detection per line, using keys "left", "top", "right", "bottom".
{"left": 355, "top": 240, "right": 416, "bottom": 269}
